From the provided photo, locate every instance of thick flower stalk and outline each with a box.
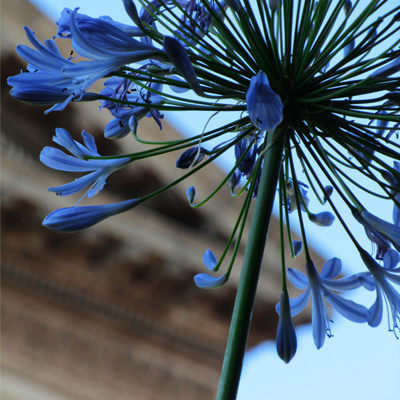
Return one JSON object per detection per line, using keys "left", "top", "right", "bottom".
{"left": 9, "top": 0, "right": 400, "bottom": 399}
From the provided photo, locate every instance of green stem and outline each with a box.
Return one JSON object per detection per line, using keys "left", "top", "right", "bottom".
{"left": 216, "top": 127, "right": 286, "bottom": 400}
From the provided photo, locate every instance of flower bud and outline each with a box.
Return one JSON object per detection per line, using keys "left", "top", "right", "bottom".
{"left": 186, "top": 186, "right": 196, "bottom": 205}
{"left": 292, "top": 241, "right": 303, "bottom": 258}
{"left": 344, "top": 0, "right": 352, "bottom": 16}
{"left": 309, "top": 211, "right": 335, "bottom": 227}
{"left": 176, "top": 147, "right": 207, "bottom": 169}
{"left": 246, "top": 70, "right": 283, "bottom": 132}
{"left": 163, "top": 36, "right": 204, "bottom": 96}
{"left": 275, "top": 291, "right": 297, "bottom": 363}
{"left": 43, "top": 199, "right": 140, "bottom": 232}
{"left": 268, "top": 0, "right": 281, "bottom": 12}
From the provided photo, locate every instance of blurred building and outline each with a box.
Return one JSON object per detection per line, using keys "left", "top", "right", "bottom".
{"left": 1, "top": 1, "right": 323, "bottom": 399}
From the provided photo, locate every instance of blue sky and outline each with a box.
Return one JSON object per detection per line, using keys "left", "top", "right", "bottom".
{"left": 25, "top": 1, "right": 400, "bottom": 398}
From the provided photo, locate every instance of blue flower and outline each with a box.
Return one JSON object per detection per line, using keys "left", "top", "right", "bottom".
{"left": 40, "top": 129, "right": 131, "bottom": 198}
{"left": 275, "top": 291, "right": 297, "bottom": 364}
{"left": 100, "top": 76, "right": 163, "bottom": 139}
{"left": 59, "top": 8, "right": 160, "bottom": 81}
{"left": 43, "top": 199, "right": 140, "bottom": 233}
{"left": 278, "top": 258, "right": 368, "bottom": 349}
{"left": 359, "top": 249, "right": 400, "bottom": 333}
{"left": 9, "top": 6, "right": 160, "bottom": 114}
{"left": 8, "top": 27, "right": 99, "bottom": 113}
{"left": 246, "top": 71, "right": 283, "bottom": 132}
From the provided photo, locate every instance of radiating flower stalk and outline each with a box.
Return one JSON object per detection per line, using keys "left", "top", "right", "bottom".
{"left": 9, "top": 0, "right": 400, "bottom": 398}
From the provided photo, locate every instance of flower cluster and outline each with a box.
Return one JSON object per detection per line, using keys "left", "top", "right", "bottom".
{"left": 9, "top": 0, "right": 400, "bottom": 378}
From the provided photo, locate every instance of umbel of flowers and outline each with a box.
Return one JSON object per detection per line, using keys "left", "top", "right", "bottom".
{"left": 9, "top": 0, "right": 400, "bottom": 398}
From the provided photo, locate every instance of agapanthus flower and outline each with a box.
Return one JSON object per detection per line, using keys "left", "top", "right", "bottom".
{"left": 9, "top": 0, "right": 400, "bottom": 395}
{"left": 100, "top": 76, "right": 164, "bottom": 138}
{"left": 277, "top": 259, "right": 368, "bottom": 349}
{"left": 40, "top": 128, "right": 131, "bottom": 199}
{"left": 7, "top": 27, "right": 99, "bottom": 113}
{"left": 8, "top": 8, "right": 160, "bottom": 113}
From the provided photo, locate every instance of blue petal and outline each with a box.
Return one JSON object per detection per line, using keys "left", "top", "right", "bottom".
{"left": 320, "top": 257, "right": 342, "bottom": 279}
{"left": 40, "top": 148, "right": 99, "bottom": 172}
{"left": 287, "top": 268, "right": 309, "bottom": 289}
{"left": 69, "top": 8, "right": 153, "bottom": 59}
{"left": 54, "top": 128, "right": 88, "bottom": 158}
{"left": 393, "top": 198, "right": 400, "bottom": 226}
{"left": 323, "top": 290, "right": 368, "bottom": 323}
{"left": 357, "top": 272, "right": 376, "bottom": 291}
{"left": 203, "top": 249, "right": 218, "bottom": 271}
{"left": 47, "top": 157, "right": 130, "bottom": 196}
{"left": 322, "top": 274, "right": 363, "bottom": 291}
{"left": 40, "top": 147, "right": 129, "bottom": 172}
{"left": 8, "top": 71, "right": 70, "bottom": 85}
{"left": 285, "top": 287, "right": 311, "bottom": 317}
{"left": 81, "top": 130, "right": 99, "bottom": 155}
{"left": 122, "top": 0, "right": 142, "bottom": 27}
{"left": 193, "top": 273, "right": 228, "bottom": 289}
{"left": 367, "top": 286, "right": 384, "bottom": 327}
{"left": 104, "top": 117, "right": 131, "bottom": 139}
{"left": 311, "top": 289, "right": 327, "bottom": 349}
{"left": 43, "top": 199, "right": 140, "bottom": 232}
{"left": 383, "top": 249, "right": 400, "bottom": 270}
{"left": 48, "top": 169, "right": 105, "bottom": 196}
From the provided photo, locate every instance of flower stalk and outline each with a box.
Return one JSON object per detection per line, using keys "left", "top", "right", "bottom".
{"left": 217, "top": 126, "right": 286, "bottom": 400}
